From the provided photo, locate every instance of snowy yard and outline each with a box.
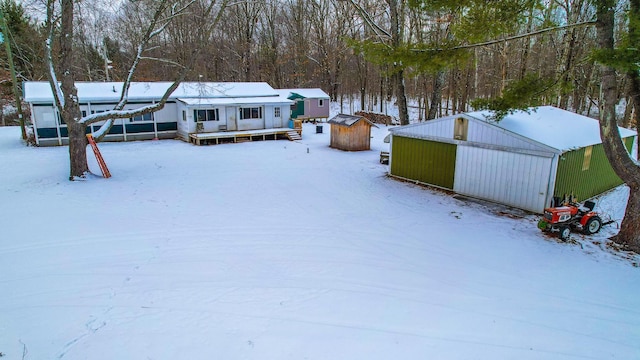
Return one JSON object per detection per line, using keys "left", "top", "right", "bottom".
{"left": 0, "top": 122, "right": 639, "bottom": 360}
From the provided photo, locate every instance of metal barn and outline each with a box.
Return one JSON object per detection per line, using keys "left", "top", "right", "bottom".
{"left": 388, "top": 106, "right": 637, "bottom": 213}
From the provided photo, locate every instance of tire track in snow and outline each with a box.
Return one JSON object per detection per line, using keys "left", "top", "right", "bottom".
{"left": 52, "top": 235, "right": 169, "bottom": 359}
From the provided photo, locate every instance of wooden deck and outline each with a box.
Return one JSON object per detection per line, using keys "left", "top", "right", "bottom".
{"left": 189, "top": 128, "right": 301, "bottom": 145}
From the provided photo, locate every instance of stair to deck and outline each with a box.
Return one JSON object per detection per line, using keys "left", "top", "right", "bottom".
{"left": 286, "top": 130, "right": 302, "bottom": 141}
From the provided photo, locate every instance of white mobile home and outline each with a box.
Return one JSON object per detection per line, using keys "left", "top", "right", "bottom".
{"left": 23, "top": 81, "right": 295, "bottom": 146}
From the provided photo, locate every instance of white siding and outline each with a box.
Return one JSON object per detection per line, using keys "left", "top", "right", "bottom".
{"left": 454, "top": 145, "right": 554, "bottom": 213}
{"left": 391, "top": 115, "right": 555, "bottom": 154}
{"left": 176, "top": 103, "right": 190, "bottom": 140}
{"left": 155, "top": 102, "right": 177, "bottom": 123}
{"left": 237, "top": 106, "right": 265, "bottom": 130}
{"left": 466, "top": 119, "right": 547, "bottom": 151}
{"left": 393, "top": 118, "right": 453, "bottom": 139}
{"left": 264, "top": 105, "right": 274, "bottom": 128}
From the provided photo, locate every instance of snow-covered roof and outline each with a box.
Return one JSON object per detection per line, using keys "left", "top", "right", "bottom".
{"left": 328, "top": 113, "right": 378, "bottom": 128}
{"left": 178, "top": 96, "right": 293, "bottom": 106}
{"left": 23, "top": 81, "right": 280, "bottom": 103}
{"left": 276, "top": 88, "right": 330, "bottom": 99}
{"left": 392, "top": 106, "right": 636, "bottom": 152}
{"left": 466, "top": 106, "right": 636, "bottom": 151}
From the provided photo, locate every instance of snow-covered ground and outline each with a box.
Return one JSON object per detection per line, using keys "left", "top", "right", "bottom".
{"left": 0, "top": 120, "right": 639, "bottom": 360}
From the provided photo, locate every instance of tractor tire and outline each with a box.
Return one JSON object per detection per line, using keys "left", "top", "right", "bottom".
{"left": 558, "top": 226, "right": 571, "bottom": 240}
{"left": 583, "top": 216, "right": 603, "bottom": 235}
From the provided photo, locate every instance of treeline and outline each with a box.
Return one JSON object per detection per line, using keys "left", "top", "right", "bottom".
{"left": 2, "top": 0, "right": 638, "bottom": 125}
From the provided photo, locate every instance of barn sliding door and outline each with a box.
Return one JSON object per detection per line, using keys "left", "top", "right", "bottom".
{"left": 453, "top": 146, "right": 553, "bottom": 213}
{"left": 390, "top": 136, "right": 456, "bottom": 189}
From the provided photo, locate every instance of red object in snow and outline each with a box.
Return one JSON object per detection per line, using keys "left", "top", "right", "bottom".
{"left": 86, "top": 134, "right": 111, "bottom": 178}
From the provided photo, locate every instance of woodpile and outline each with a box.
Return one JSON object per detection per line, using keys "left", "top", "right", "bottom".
{"left": 354, "top": 111, "right": 393, "bottom": 125}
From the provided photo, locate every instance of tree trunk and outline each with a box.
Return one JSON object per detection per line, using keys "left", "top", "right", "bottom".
{"left": 626, "top": 70, "right": 640, "bottom": 127}
{"left": 428, "top": 71, "right": 444, "bottom": 120}
{"left": 395, "top": 69, "right": 409, "bottom": 125}
{"left": 388, "top": 0, "right": 409, "bottom": 125}
{"left": 60, "top": 0, "right": 89, "bottom": 179}
{"left": 627, "top": 0, "right": 640, "bottom": 128}
{"left": 67, "top": 121, "right": 89, "bottom": 179}
{"left": 559, "top": 27, "right": 577, "bottom": 110}
{"left": 596, "top": 0, "right": 640, "bottom": 252}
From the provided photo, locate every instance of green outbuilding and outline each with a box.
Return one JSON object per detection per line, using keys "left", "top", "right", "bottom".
{"left": 388, "top": 106, "right": 637, "bottom": 213}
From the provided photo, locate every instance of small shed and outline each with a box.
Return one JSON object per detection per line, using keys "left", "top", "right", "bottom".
{"left": 388, "top": 106, "right": 637, "bottom": 213}
{"left": 328, "top": 114, "right": 378, "bottom": 151}
{"left": 278, "top": 89, "right": 330, "bottom": 122}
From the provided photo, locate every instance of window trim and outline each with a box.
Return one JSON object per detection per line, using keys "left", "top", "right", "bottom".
{"left": 239, "top": 106, "right": 263, "bottom": 120}
{"left": 194, "top": 108, "right": 220, "bottom": 122}
{"left": 130, "top": 112, "right": 154, "bottom": 122}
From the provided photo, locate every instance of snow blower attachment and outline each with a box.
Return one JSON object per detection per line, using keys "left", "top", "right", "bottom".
{"left": 537, "top": 200, "right": 614, "bottom": 240}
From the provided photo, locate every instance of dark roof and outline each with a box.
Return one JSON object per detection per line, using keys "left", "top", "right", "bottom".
{"left": 328, "top": 114, "right": 378, "bottom": 128}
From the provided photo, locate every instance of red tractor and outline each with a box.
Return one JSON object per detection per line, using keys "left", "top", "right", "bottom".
{"left": 537, "top": 200, "right": 605, "bottom": 240}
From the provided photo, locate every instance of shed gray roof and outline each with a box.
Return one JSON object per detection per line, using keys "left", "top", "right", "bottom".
{"left": 328, "top": 114, "right": 378, "bottom": 128}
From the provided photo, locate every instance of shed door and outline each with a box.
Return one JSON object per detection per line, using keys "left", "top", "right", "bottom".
{"left": 226, "top": 106, "right": 237, "bottom": 131}
{"left": 390, "top": 136, "right": 456, "bottom": 189}
{"left": 453, "top": 146, "right": 553, "bottom": 213}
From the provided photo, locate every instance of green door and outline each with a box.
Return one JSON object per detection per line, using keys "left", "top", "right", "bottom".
{"left": 291, "top": 100, "right": 304, "bottom": 119}
{"left": 391, "top": 136, "right": 457, "bottom": 189}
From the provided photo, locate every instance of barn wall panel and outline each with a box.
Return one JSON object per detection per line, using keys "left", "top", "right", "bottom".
{"left": 454, "top": 146, "right": 553, "bottom": 213}
{"left": 554, "top": 141, "right": 631, "bottom": 202}
{"left": 390, "top": 136, "right": 456, "bottom": 189}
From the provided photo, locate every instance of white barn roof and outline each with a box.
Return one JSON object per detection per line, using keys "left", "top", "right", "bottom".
{"left": 392, "top": 106, "right": 636, "bottom": 153}
{"left": 466, "top": 106, "right": 636, "bottom": 152}
{"left": 23, "top": 81, "right": 280, "bottom": 103}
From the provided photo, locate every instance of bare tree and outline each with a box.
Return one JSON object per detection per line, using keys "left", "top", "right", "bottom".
{"left": 45, "top": 0, "right": 228, "bottom": 180}
{"left": 256, "top": 0, "right": 285, "bottom": 87}
{"left": 224, "top": 0, "right": 264, "bottom": 81}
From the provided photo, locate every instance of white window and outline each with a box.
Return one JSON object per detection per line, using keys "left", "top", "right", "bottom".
{"left": 240, "top": 107, "right": 263, "bottom": 120}
{"left": 131, "top": 112, "right": 153, "bottom": 122}
{"left": 182, "top": 110, "right": 187, "bottom": 122}
{"left": 274, "top": 107, "right": 281, "bottom": 118}
{"left": 318, "top": 99, "right": 324, "bottom": 107}
{"left": 194, "top": 109, "right": 220, "bottom": 122}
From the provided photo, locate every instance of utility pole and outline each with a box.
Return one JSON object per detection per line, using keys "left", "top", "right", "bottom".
{"left": 0, "top": 8, "right": 26, "bottom": 140}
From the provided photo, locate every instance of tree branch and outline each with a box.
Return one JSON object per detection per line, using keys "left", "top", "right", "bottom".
{"left": 412, "top": 20, "right": 597, "bottom": 52}
{"left": 92, "top": 0, "right": 230, "bottom": 139}
{"left": 346, "top": 0, "right": 392, "bottom": 42}
{"left": 44, "top": 0, "right": 64, "bottom": 110}
{"left": 138, "top": 56, "right": 186, "bottom": 67}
